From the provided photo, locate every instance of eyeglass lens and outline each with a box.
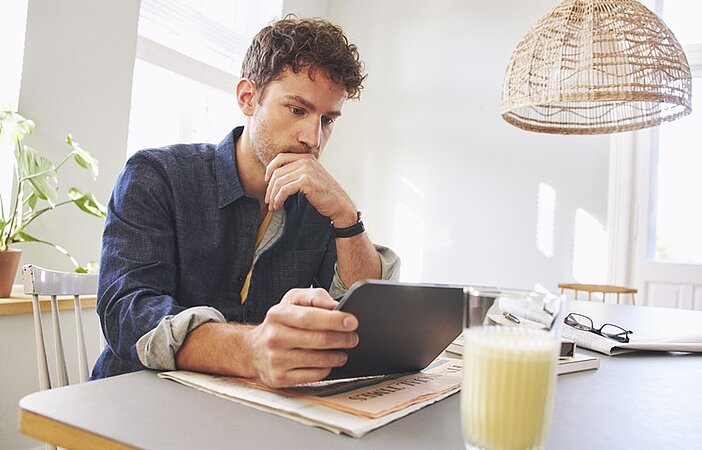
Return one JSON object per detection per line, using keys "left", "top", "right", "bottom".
{"left": 565, "top": 313, "right": 593, "bottom": 330}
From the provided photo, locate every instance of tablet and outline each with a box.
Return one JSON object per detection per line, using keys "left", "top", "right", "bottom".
{"left": 326, "top": 280, "right": 465, "bottom": 380}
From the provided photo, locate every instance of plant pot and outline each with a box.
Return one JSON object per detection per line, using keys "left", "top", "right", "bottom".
{"left": 0, "top": 248, "right": 22, "bottom": 297}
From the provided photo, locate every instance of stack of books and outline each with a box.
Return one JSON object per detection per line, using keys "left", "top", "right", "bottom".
{"left": 445, "top": 335, "right": 600, "bottom": 375}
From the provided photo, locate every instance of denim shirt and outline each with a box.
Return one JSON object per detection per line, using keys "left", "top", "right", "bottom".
{"left": 92, "top": 127, "right": 346, "bottom": 378}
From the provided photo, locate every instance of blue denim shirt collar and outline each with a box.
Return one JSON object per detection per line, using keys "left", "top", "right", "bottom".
{"left": 215, "top": 126, "right": 246, "bottom": 208}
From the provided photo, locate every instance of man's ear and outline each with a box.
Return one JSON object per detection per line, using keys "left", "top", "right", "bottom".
{"left": 236, "top": 78, "right": 257, "bottom": 116}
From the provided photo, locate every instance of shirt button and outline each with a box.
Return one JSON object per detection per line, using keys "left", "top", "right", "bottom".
{"left": 237, "top": 275, "right": 244, "bottom": 282}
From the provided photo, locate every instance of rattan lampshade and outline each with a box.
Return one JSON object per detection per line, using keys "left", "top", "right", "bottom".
{"left": 501, "top": 0, "right": 692, "bottom": 135}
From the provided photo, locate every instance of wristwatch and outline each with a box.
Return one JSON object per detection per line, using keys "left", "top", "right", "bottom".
{"left": 331, "top": 211, "right": 365, "bottom": 238}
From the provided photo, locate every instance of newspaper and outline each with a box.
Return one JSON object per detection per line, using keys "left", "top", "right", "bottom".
{"left": 159, "top": 357, "right": 462, "bottom": 438}
{"left": 561, "top": 325, "right": 702, "bottom": 356}
{"left": 498, "top": 295, "right": 555, "bottom": 328}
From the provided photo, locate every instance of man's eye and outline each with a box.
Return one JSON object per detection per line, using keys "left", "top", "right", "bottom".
{"left": 321, "top": 116, "right": 336, "bottom": 126}
{"left": 290, "top": 107, "right": 305, "bottom": 116}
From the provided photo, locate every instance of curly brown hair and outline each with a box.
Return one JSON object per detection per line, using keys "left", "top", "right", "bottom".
{"left": 241, "top": 15, "right": 366, "bottom": 100}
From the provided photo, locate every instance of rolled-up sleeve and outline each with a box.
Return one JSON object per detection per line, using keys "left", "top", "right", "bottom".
{"left": 328, "top": 244, "right": 401, "bottom": 299}
{"left": 136, "top": 306, "right": 226, "bottom": 370}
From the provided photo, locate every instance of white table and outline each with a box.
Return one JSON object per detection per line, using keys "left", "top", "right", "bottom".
{"left": 19, "top": 301, "right": 702, "bottom": 449}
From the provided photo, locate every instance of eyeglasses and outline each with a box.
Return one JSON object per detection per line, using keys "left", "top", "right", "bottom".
{"left": 564, "top": 313, "right": 633, "bottom": 343}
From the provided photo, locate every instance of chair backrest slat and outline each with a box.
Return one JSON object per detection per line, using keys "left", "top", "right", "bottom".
{"left": 23, "top": 264, "right": 99, "bottom": 392}
{"left": 558, "top": 283, "right": 637, "bottom": 305}
{"left": 49, "top": 294, "right": 69, "bottom": 387}
{"left": 30, "top": 293, "right": 51, "bottom": 391}
{"left": 74, "top": 295, "right": 89, "bottom": 383}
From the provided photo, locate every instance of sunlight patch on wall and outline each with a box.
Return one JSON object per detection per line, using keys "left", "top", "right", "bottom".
{"left": 399, "top": 176, "right": 426, "bottom": 198}
{"left": 572, "top": 208, "right": 608, "bottom": 284}
{"left": 536, "top": 182, "right": 556, "bottom": 258}
{"left": 391, "top": 201, "right": 424, "bottom": 282}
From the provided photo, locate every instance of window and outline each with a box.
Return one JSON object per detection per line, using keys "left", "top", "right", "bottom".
{"left": 0, "top": 0, "right": 28, "bottom": 211}
{"left": 653, "top": 76, "right": 702, "bottom": 263}
{"left": 659, "top": 0, "right": 702, "bottom": 45}
{"left": 126, "top": 0, "right": 282, "bottom": 157}
{"left": 647, "top": 0, "right": 702, "bottom": 264}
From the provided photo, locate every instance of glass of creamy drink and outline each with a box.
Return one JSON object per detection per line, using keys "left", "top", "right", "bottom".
{"left": 460, "top": 289, "right": 563, "bottom": 450}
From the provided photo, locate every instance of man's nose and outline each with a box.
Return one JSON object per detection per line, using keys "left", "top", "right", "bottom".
{"left": 298, "top": 117, "right": 322, "bottom": 150}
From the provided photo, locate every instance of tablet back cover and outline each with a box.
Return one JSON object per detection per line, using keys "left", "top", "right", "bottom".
{"left": 327, "top": 280, "right": 464, "bottom": 380}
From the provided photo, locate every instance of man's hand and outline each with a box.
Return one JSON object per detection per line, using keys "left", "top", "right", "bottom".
{"left": 246, "top": 288, "right": 359, "bottom": 387}
{"left": 264, "top": 153, "right": 357, "bottom": 226}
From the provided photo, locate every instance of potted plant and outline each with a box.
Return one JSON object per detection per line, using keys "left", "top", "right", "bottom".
{"left": 0, "top": 110, "right": 106, "bottom": 297}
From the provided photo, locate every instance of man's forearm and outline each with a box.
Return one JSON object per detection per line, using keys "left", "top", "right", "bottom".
{"left": 175, "top": 322, "right": 257, "bottom": 378}
{"left": 335, "top": 232, "right": 382, "bottom": 287}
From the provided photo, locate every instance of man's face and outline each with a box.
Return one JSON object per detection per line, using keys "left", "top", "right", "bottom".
{"left": 247, "top": 66, "right": 348, "bottom": 168}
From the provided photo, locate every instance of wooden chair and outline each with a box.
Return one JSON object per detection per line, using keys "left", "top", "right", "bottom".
{"left": 22, "top": 264, "right": 99, "bottom": 391}
{"left": 558, "top": 283, "right": 637, "bottom": 305}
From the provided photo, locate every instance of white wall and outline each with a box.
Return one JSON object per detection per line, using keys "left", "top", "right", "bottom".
{"left": 12, "top": 0, "right": 612, "bottom": 289}
{"left": 285, "top": 0, "right": 611, "bottom": 291}
{"left": 13, "top": 0, "right": 140, "bottom": 277}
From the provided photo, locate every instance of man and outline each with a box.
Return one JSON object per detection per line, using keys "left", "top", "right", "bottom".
{"left": 92, "top": 16, "right": 399, "bottom": 387}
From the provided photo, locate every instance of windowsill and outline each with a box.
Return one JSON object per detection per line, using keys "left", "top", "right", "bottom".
{"left": 0, "top": 286, "right": 97, "bottom": 316}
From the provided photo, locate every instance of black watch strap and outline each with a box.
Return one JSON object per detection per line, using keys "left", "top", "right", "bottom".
{"left": 331, "top": 211, "right": 365, "bottom": 238}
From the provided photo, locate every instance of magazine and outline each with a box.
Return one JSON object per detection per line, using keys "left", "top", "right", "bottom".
{"left": 560, "top": 325, "right": 702, "bottom": 356}
{"left": 159, "top": 357, "right": 462, "bottom": 438}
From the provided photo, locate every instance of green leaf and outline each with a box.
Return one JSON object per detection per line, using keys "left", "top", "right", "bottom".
{"left": 74, "top": 261, "right": 99, "bottom": 274}
{"left": 26, "top": 190, "right": 38, "bottom": 209}
{"left": 0, "top": 219, "right": 7, "bottom": 251}
{"left": 15, "top": 232, "right": 82, "bottom": 269}
{"left": 0, "top": 110, "right": 35, "bottom": 143}
{"left": 66, "top": 134, "right": 99, "bottom": 180}
{"left": 67, "top": 187, "right": 107, "bottom": 218}
{"left": 17, "top": 144, "right": 59, "bottom": 207}
{"left": 16, "top": 231, "right": 39, "bottom": 242}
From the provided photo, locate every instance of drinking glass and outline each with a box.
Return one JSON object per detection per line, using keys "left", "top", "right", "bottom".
{"left": 460, "top": 288, "right": 564, "bottom": 450}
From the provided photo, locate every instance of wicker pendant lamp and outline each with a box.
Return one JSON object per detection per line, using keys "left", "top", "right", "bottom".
{"left": 501, "top": 0, "right": 692, "bottom": 135}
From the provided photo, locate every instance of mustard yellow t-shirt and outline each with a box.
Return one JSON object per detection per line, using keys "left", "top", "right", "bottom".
{"left": 240, "top": 210, "right": 274, "bottom": 304}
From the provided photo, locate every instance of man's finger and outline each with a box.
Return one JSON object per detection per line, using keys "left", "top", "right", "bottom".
{"left": 284, "top": 288, "right": 338, "bottom": 310}
{"left": 259, "top": 349, "right": 348, "bottom": 387}
{"left": 270, "top": 178, "right": 308, "bottom": 210}
{"left": 269, "top": 366, "right": 335, "bottom": 387}
{"left": 267, "top": 303, "right": 358, "bottom": 331}
{"left": 280, "top": 328, "right": 358, "bottom": 350}
{"left": 279, "top": 348, "right": 349, "bottom": 368}
{"left": 264, "top": 161, "right": 302, "bottom": 204}
{"left": 265, "top": 153, "right": 316, "bottom": 182}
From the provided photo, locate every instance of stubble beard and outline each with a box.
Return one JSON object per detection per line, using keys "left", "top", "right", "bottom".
{"left": 250, "top": 124, "right": 317, "bottom": 171}
{"left": 251, "top": 133, "right": 275, "bottom": 171}
{"left": 249, "top": 113, "right": 276, "bottom": 171}
{"left": 249, "top": 109, "right": 319, "bottom": 173}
